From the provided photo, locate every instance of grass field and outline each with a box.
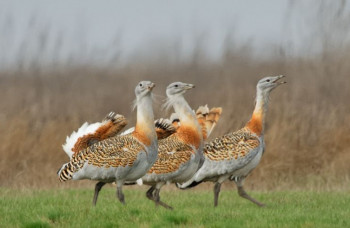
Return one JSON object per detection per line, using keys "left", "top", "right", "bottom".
{"left": 1, "top": 187, "right": 349, "bottom": 228}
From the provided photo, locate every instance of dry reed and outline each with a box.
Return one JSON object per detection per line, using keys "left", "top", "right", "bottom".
{"left": 0, "top": 0, "right": 349, "bottom": 190}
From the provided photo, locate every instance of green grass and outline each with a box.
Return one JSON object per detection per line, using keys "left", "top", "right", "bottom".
{"left": 0, "top": 187, "right": 349, "bottom": 228}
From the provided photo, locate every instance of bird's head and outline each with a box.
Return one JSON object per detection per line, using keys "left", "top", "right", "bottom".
{"left": 257, "top": 75, "right": 286, "bottom": 93}
{"left": 166, "top": 82, "right": 195, "bottom": 98}
{"left": 135, "top": 81, "right": 155, "bottom": 98}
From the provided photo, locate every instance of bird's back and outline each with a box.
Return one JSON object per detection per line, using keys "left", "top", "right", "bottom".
{"left": 192, "top": 127, "right": 262, "bottom": 182}
{"left": 148, "top": 134, "right": 194, "bottom": 175}
{"left": 143, "top": 123, "right": 202, "bottom": 183}
{"left": 204, "top": 127, "right": 260, "bottom": 161}
{"left": 58, "top": 134, "right": 147, "bottom": 182}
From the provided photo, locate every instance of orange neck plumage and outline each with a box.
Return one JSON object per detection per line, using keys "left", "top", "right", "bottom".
{"left": 133, "top": 124, "right": 153, "bottom": 146}
{"left": 246, "top": 111, "right": 263, "bottom": 136}
{"left": 175, "top": 124, "right": 201, "bottom": 149}
{"left": 246, "top": 89, "right": 269, "bottom": 136}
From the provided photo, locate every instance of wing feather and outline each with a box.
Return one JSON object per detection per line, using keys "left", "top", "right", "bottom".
{"left": 62, "top": 112, "right": 128, "bottom": 158}
{"left": 58, "top": 134, "right": 145, "bottom": 181}
{"left": 147, "top": 134, "right": 194, "bottom": 174}
{"left": 154, "top": 118, "right": 177, "bottom": 139}
{"left": 204, "top": 128, "right": 260, "bottom": 161}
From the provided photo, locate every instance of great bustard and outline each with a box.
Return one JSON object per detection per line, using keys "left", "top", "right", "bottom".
{"left": 57, "top": 81, "right": 158, "bottom": 206}
{"left": 137, "top": 82, "right": 203, "bottom": 210}
{"left": 178, "top": 75, "right": 286, "bottom": 207}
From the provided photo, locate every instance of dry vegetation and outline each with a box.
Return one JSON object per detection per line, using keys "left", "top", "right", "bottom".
{"left": 0, "top": 1, "right": 349, "bottom": 190}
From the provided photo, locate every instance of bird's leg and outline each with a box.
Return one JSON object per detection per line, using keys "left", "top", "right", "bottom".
{"left": 237, "top": 185, "right": 265, "bottom": 207}
{"left": 154, "top": 188, "right": 173, "bottom": 210}
{"left": 146, "top": 186, "right": 156, "bottom": 201}
{"left": 116, "top": 181, "right": 125, "bottom": 204}
{"left": 214, "top": 182, "right": 221, "bottom": 207}
{"left": 153, "top": 183, "right": 173, "bottom": 210}
{"left": 93, "top": 182, "right": 106, "bottom": 206}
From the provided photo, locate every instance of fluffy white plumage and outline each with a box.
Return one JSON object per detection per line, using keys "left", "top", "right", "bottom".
{"left": 169, "top": 112, "right": 179, "bottom": 122}
{"left": 136, "top": 178, "right": 143, "bottom": 185}
{"left": 120, "top": 127, "right": 135, "bottom": 136}
{"left": 62, "top": 121, "right": 107, "bottom": 159}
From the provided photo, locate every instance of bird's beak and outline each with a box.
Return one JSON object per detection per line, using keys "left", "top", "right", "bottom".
{"left": 148, "top": 83, "right": 155, "bottom": 90}
{"left": 184, "top": 84, "right": 195, "bottom": 90}
{"left": 273, "top": 75, "right": 287, "bottom": 84}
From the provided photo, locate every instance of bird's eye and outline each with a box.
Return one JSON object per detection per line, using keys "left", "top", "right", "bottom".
{"left": 266, "top": 79, "right": 270, "bottom": 82}
{"left": 175, "top": 84, "right": 178, "bottom": 88}
{"left": 139, "top": 83, "right": 143, "bottom": 87}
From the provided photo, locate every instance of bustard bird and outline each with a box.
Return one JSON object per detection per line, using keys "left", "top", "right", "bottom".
{"left": 120, "top": 105, "right": 222, "bottom": 186}
{"left": 140, "top": 82, "right": 204, "bottom": 210}
{"left": 57, "top": 81, "right": 158, "bottom": 206}
{"left": 178, "top": 75, "right": 286, "bottom": 207}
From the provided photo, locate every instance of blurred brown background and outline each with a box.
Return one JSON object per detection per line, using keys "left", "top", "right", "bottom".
{"left": 0, "top": 1, "right": 349, "bottom": 190}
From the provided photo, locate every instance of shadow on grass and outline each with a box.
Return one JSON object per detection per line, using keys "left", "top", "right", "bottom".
{"left": 47, "top": 210, "right": 63, "bottom": 223}
{"left": 164, "top": 214, "right": 188, "bottom": 225}
{"left": 23, "top": 221, "right": 50, "bottom": 228}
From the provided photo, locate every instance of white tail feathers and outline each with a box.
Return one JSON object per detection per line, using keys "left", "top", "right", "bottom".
{"left": 62, "top": 122, "right": 103, "bottom": 158}
{"left": 120, "top": 127, "right": 135, "bottom": 136}
{"left": 62, "top": 112, "right": 127, "bottom": 158}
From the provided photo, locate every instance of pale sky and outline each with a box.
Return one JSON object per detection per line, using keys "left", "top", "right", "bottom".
{"left": 0, "top": 0, "right": 341, "bottom": 66}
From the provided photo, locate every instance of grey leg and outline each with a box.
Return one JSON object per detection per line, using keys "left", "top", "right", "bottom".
{"left": 154, "top": 188, "right": 173, "bottom": 210}
{"left": 93, "top": 182, "right": 106, "bottom": 206}
{"left": 146, "top": 186, "right": 156, "bottom": 200}
{"left": 214, "top": 182, "right": 221, "bottom": 207}
{"left": 116, "top": 182, "right": 125, "bottom": 204}
{"left": 237, "top": 186, "right": 265, "bottom": 207}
